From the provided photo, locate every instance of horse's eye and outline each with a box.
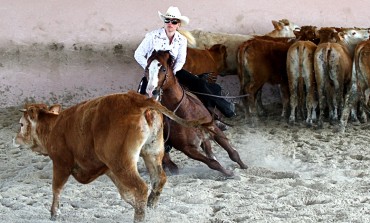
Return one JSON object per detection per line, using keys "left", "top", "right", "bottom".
{"left": 161, "top": 67, "right": 166, "bottom": 73}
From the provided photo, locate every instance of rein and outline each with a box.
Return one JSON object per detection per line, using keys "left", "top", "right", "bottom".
{"left": 187, "top": 90, "right": 250, "bottom": 99}
{"left": 161, "top": 68, "right": 186, "bottom": 144}
{"left": 163, "top": 88, "right": 185, "bottom": 143}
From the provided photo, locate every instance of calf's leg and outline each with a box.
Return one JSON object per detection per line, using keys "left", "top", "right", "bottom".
{"left": 107, "top": 165, "right": 148, "bottom": 223}
{"left": 141, "top": 153, "right": 167, "bottom": 208}
{"left": 50, "top": 165, "right": 71, "bottom": 220}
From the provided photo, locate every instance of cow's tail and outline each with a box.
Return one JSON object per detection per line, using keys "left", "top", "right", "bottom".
{"left": 178, "top": 30, "right": 197, "bottom": 48}
{"left": 237, "top": 41, "right": 252, "bottom": 93}
{"left": 237, "top": 43, "right": 245, "bottom": 88}
{"left": 355, "top": 44, "right": 369, "bottom": 88}
{"left": 325, "top": 47, "right": 336, "bottom": 84}
{"left": 297, "top": 45, "right": 304, "bottom": 106}
{"left": 354, "top": 44, "right": 369, "bottom": 111}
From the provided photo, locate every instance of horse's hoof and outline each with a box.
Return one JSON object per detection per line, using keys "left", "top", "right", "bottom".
{"left": 240, "top": 164, "right": 248, "bottom": 169}
{"left": 223, "top": 169, "right": 234, "bottom": 177}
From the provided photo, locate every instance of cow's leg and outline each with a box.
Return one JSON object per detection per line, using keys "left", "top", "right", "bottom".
{"left": 280, "top": 84, "right": 290, "bottom": 119}
{"left": 305, "top": 86, "right": 314, "bottom": 126}
{"left": 338, "top": 86, "right": 358, "bottom": 133}
{"left": 305, "top": 74, "right": 316, "bottom": 126}
{"left": 107, "top": 166, "right": 148, "bottom": 222}
{"left": 256, "top": 90, "right": 267, "bottom": 117}
{"left": 358, "top": 90, "right": 369, "bottom": 123}
{"left": 289, "top": 77, "right": 298, "bottom": 124}
{"left": 350, "top": 105, "right": 360, "bottom": 124}
{"left": 327, "top": 88, "right": 336, "bottom": 125}
{"left": 246, "top": 82, "right": 262, "bottom": 126}
{"left": 332, "top": 82, "right": 342, "bottom": 124}
{"left": 141, "top": 152, "right": 167, "bottom": 208}
{"left": 316, "top": 83, "right": 326, "bottom": 128}
{"left": 50, "top": 165, "right": 71, "bottom": 220}
{"left": 359, "top": 105, "right": 368, "bottom": 123}
{"left": 212, "top": 127, "right": 248, "bottom": 170}
{"left": 240, "top": 84, "right": 250, "bottom": 116}
{"left": 349, "top": 88, "right": 361, "bottom": 124}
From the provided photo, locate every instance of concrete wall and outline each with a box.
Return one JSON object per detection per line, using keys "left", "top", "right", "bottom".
{"left": 1, "top": 0, "right": 369, "bottom": 107}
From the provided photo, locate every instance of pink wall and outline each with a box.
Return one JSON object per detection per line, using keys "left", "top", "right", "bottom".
{"left": 0, "top": 0, "right": 369, "bottom": 107}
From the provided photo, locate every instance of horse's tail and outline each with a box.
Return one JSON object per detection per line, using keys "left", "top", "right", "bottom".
{"left": 178, "top": 29, "right": 197, "bottom": 48}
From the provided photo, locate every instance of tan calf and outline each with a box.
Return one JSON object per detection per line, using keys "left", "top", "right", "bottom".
{"left": 314, "top": 28, "right": 369, "bottom": 128}
{"left": 286, "top": 26, "right": 319, "bottom": 125}
{"left": 340, "top": 38, "right": 370, "bottom": 132}
{"left": 14, "top": 91, "right": 208, "bottom": 223}
{"left": 237, "top": 36, "right": 295, "bottom": 126}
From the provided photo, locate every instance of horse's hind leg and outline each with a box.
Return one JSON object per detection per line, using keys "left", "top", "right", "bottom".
{"left": 213, "top": 127, "right": 248, "bottom": 169}
{"left": 181, "top": 145, "right": 233, "bottom": 176}
{"left": 162, "top": 152, "right": 179, "bottom": 175}
{"left": 201, "top": 140, "right": 216, "bottom": 160}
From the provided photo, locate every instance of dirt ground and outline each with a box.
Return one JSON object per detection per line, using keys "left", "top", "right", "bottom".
{"left": 1, "top": 101, "right": 369, "bottom": 222}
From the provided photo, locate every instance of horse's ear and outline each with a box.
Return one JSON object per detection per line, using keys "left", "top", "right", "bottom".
{"left": 162, "top": 50, "right": 173, "bottom": 67}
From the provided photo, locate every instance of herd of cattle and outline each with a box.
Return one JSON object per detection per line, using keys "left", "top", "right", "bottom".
{"left": 184, "top": 20, "right": 370, "bottom": 133}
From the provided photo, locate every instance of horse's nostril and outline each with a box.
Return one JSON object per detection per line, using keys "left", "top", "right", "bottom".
{"left": 152, "top": 89, "right": 159, "bottom": 96}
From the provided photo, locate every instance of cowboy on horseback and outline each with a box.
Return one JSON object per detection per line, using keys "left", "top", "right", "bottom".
{"left": 134, "top": 6, "right": 236, "bottom": 118}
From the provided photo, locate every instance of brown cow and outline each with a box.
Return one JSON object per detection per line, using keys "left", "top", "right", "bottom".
{"left": 286, "top": 26, "right": 320, "bottom": 125}
{"left": 190, "top": 19, "right": 300, "bottom": 75}
{"left": 14, "top": 91, "right": 209, "bottom": 223}
{"left": 237, "top": 36, "right": 296, "bottom": 125}
{"left": 340, "top": 38, "right": 370, "bottom": 132}
{"left": 314, "top": 27, "right": 369, "bottom": 128}
{"left": 183, "top": 44, "right": 228, "bottom": 83}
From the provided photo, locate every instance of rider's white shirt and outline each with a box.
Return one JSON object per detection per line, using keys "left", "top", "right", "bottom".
{"left": 134, "top": 27, "right": 188, "bottom": 74}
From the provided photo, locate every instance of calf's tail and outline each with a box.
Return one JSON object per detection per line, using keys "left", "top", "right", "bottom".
{"left": 145, "top": 98, "right": 216, "bottom": 136}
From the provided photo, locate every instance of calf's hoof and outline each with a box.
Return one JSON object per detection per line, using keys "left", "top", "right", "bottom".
{"left": 147, "top": 191, "right": 160, "bottom": 208}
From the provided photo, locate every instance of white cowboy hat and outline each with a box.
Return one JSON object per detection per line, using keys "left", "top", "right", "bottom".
{"left": 158, "top": 6, "right": 189, "bottom": 26}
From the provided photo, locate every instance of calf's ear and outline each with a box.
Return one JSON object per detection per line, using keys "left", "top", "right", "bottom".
{"left": 49, "top": 104, "right": 62, "bottom": 114}
{"left": 272, "top": 20, "right": 283, "bottom": 30}
{"left": 26, "top": 106, "right": 40, "bottom": 121}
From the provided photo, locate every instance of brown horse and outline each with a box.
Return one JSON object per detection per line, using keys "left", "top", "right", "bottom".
{"left": 144, "top": 50, "right": 247, "bottom": 176}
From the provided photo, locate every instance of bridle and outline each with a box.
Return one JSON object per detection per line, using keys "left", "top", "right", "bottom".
{"left": 146, "top": 59, "right": 169, "bottom": 101}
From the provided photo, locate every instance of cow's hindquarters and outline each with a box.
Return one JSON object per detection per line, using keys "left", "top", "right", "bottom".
{"left": 104, "top": 109, "right": 166, "bottom": 222}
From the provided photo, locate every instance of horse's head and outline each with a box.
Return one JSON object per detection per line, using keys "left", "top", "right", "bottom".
{"left": 145, "top": 50, "right": 174, "bottom": 99}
